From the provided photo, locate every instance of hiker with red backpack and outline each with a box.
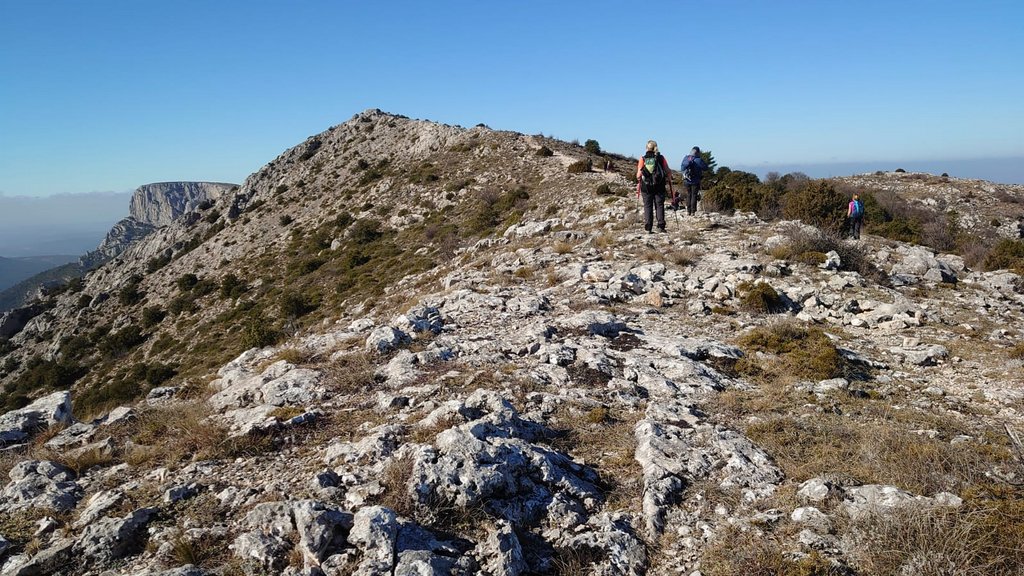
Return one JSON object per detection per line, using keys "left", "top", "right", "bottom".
{"left": 847, "top": 194, "right": 865, "bottom": 239}
{"left": 676, "top": 147, "right": 708, "bottom": 215}
{"left": 636, "top": 140, "right": 674, "bottom": 233}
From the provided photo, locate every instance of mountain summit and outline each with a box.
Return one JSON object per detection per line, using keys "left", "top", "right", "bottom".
{"left": 0, "top": 110, "right": 1022, "bottom": 575}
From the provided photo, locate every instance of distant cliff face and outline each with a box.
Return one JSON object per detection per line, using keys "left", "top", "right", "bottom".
{"left": 80, "top": 182, "right": 237, "bottom": 268}
{"left": 129, "top": 182, "right": 237, "bottom": 227}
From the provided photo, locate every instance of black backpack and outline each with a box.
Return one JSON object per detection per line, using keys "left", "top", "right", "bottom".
{"left": 641, "top": 154, "right": 666, "bottom": 190}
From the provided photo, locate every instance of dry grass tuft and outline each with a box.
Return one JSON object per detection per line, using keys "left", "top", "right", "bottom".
{"left": 376, "top": 453, "right": 416, "bottom": 518}
{"left": 736, "top": 320, "right": 844, "bottom": 381}
{"left": 549, "top": 408, "right": 643, "bottom": 512}
{"left": 324, "top": 352, "right": 378, "bottom": 395}
{"left": 552, "top": 241, "right": 575, "bottom": 255}
{"left": 668, "top": 246, "right": 699, "bottom": 267}
{"left": 844, "top": 493, "right": 1024, "bottom": 576}
{"left": 700, "top": 525, "right": 845, "bottom": 576}
{"left": 269, "top": 346, "right": 315, "bottom": 366}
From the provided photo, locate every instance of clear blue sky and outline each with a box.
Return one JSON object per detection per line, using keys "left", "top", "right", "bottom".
{"left": 2, "top": 0, "right": 1022, "bottom": 197}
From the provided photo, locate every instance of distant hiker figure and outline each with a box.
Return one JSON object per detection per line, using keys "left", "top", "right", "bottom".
{"left": 636, "top": 141, "right": 674, "bottom": 233}
{"left": 848, "top": 194, "right": 865, "bottom": 239}
{"left": 678, "top": 147, "right": 707, "bottom": 215}
{"left": 604, "top": 159, "right": 612, "bottom": 173}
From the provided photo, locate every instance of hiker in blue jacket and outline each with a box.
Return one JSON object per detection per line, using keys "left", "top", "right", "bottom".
{"left": 677, "top": 147, "right": 707, "bottom": 215}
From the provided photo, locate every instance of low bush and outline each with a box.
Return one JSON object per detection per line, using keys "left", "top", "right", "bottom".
{"left": 176, "top": 273, "right": 199, "bottom": 293}
{"left": 279, "top": 291, "right": 318, "bottom": 318}
{"left": 141, "top": 306, "right": 166, "bottom": 328}
{"left": 219, "top": 274, "right": 247, "bottom": 299}
{"left": 242, "top": 316, "right": 279, "bottom": 349}
{"left": 781, "top": 180, "right": 847, "bottom": 233}
{"left": 466, "top": 187, "right": 530, "bottom": 236}
{"left": 534, "top": 146, "right": 553, "bottom": 157}
{"left": 981, "top": 238, "right": 1024, "bottom": 272}
{"left": 737, "top": 320, "right": 843, "bottom": 381}
{"left": 567, "top": 158, "right": 592, "bottom": 174}
{"left": 738, "top": 281, "right": 786, "bottom": 314}
{"left": 118, "top": 284, "right": 144, "bottom": 306}
{"left": 777, "top": 226, "right": 885, "bottom": 283}
{"left": 98, "top": 325, "right": 147, "bottom": 358}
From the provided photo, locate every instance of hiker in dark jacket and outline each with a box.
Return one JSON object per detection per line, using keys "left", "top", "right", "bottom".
{"left": 677, "top": 147, "right": 707, "bottom": 215}
{"left": 635, "top": 140, "right": 674, "bottom": 233}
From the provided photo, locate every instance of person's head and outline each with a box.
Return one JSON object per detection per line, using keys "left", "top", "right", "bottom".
{"left": 853, "top": 194, "right": 860, "bottom": 200}
{"left": 646, "top": 140, "right": 658, "bottom": 153}
{"left": 691, "top": 146, "right": 701, "bottom": 155}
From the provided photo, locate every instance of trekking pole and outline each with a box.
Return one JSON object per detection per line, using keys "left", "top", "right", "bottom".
{"left": 673, "top": 188, "right": 680, "bottom": 227}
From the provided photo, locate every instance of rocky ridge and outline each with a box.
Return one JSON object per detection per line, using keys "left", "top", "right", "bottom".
{"left": 81, "top": 182, "right": 237, "bottom": 268}
{"left": 0, "top": 111, "right": 1022, "bottom": 575}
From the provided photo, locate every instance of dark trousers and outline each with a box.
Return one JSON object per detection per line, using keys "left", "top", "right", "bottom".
{"left": 642, "top": 188, "right": 666, "bottom": 232}
{"left": 850, "top": 215, "right": 863, "bottom": 239}
{"left": 685, "top": 182, "right": 700, "bottom": 215}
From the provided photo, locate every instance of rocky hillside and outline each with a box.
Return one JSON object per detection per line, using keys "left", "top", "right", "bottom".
{"left": 0, "top": 110, "right": 1022, "bottom": 575}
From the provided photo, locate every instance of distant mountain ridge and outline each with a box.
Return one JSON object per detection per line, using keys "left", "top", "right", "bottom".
{"left": 0, "top": 255, "right": 79, "bottom": 292}
{"left": 0, "top": 182, "right": 237, "bottom": 312}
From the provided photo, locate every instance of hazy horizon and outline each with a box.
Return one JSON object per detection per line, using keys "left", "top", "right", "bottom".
{"left": 732, "top": 156, "right": 1024, "bottom": 185}
{"left": 0, "top": 191, "right": 130, "bottom": 258}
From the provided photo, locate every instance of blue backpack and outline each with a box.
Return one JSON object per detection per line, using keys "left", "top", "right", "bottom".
{"left": 851, "top": 199, "right": 864, "bottom": 217}
{"left": 682, "top": 155, "right": 702, "bottom": 182}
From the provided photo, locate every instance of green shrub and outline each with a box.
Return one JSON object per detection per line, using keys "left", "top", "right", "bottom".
{"left": 335, "top": 211, "right": 355, "bottom": 228}
{"left": 192, "top": 278, "right": 216, "bottom": 297}
{"left": 219, "top": 274, "right": 247, "bottom": 299}
{"left": 146, "top": 252, "right": 172, "bottom": 273}
{"left": 738, "top": 281, "right": 786, "bottom": 314}
{"left": 76, "top": 293, "right": 93, "bottom": 310}
{"left": 567, "top": 158, "right": 592, "bottom": 174}
{"left": 738, "top": 321, "right": 843, "bottom": 381}
{"left": 145, "top": 363, "right": 177, "bottom": 386}
{"left": 98, "top": 325, "right": 147, "bottom": 358}
{"left": 534, "top": 146, "right": 554, "bottom": 157}
{"left": 150, "top": 334, "right": 178, "bottom": 355}
{"left": 349, "top": 219, "right": 383, "bottom": 243}
{"left": 408, "top": 162, "right": 440, "bottom": 184}
{"left": 467, "top": 187, "right": 530, "bottom": 235}
{"left": 242, "top": 317, "right": 279, "bottom": 349}
{"left": 982, "top": 239, "right": 1024, "bottom": 272}
{"left": 279, "top": 291, "right": 318, "bottom": 318}
{"left": 595, "top": 183, "right": 613, "bottom": 196}
{"left": 779, "top": 226, "right": 884, "bottom": 283}
{"left": 141, "top": 306, "right": 166, "bottom": 328}
{"left": 781, "top": 180, "right": 847, "bottom": 233}
{"left": 584, "top": 139, "right": 601, "bottom": 154}
{"left": 287, "top": 257, "right": 326, "bottom": 277}
{"left": 5, "top": 358, "right": 86, "bottom": 399}
{"left": 167, "top": 293, "right": 199, "bottom": 316}
{"left": 176, "top": 273, "right": 199, "bottom": 292}
{"left": 118, "top": 284, "right": 144, "bottom": 306}
{"left": 279, "top": 215, "right": 294, "bottom": 226}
